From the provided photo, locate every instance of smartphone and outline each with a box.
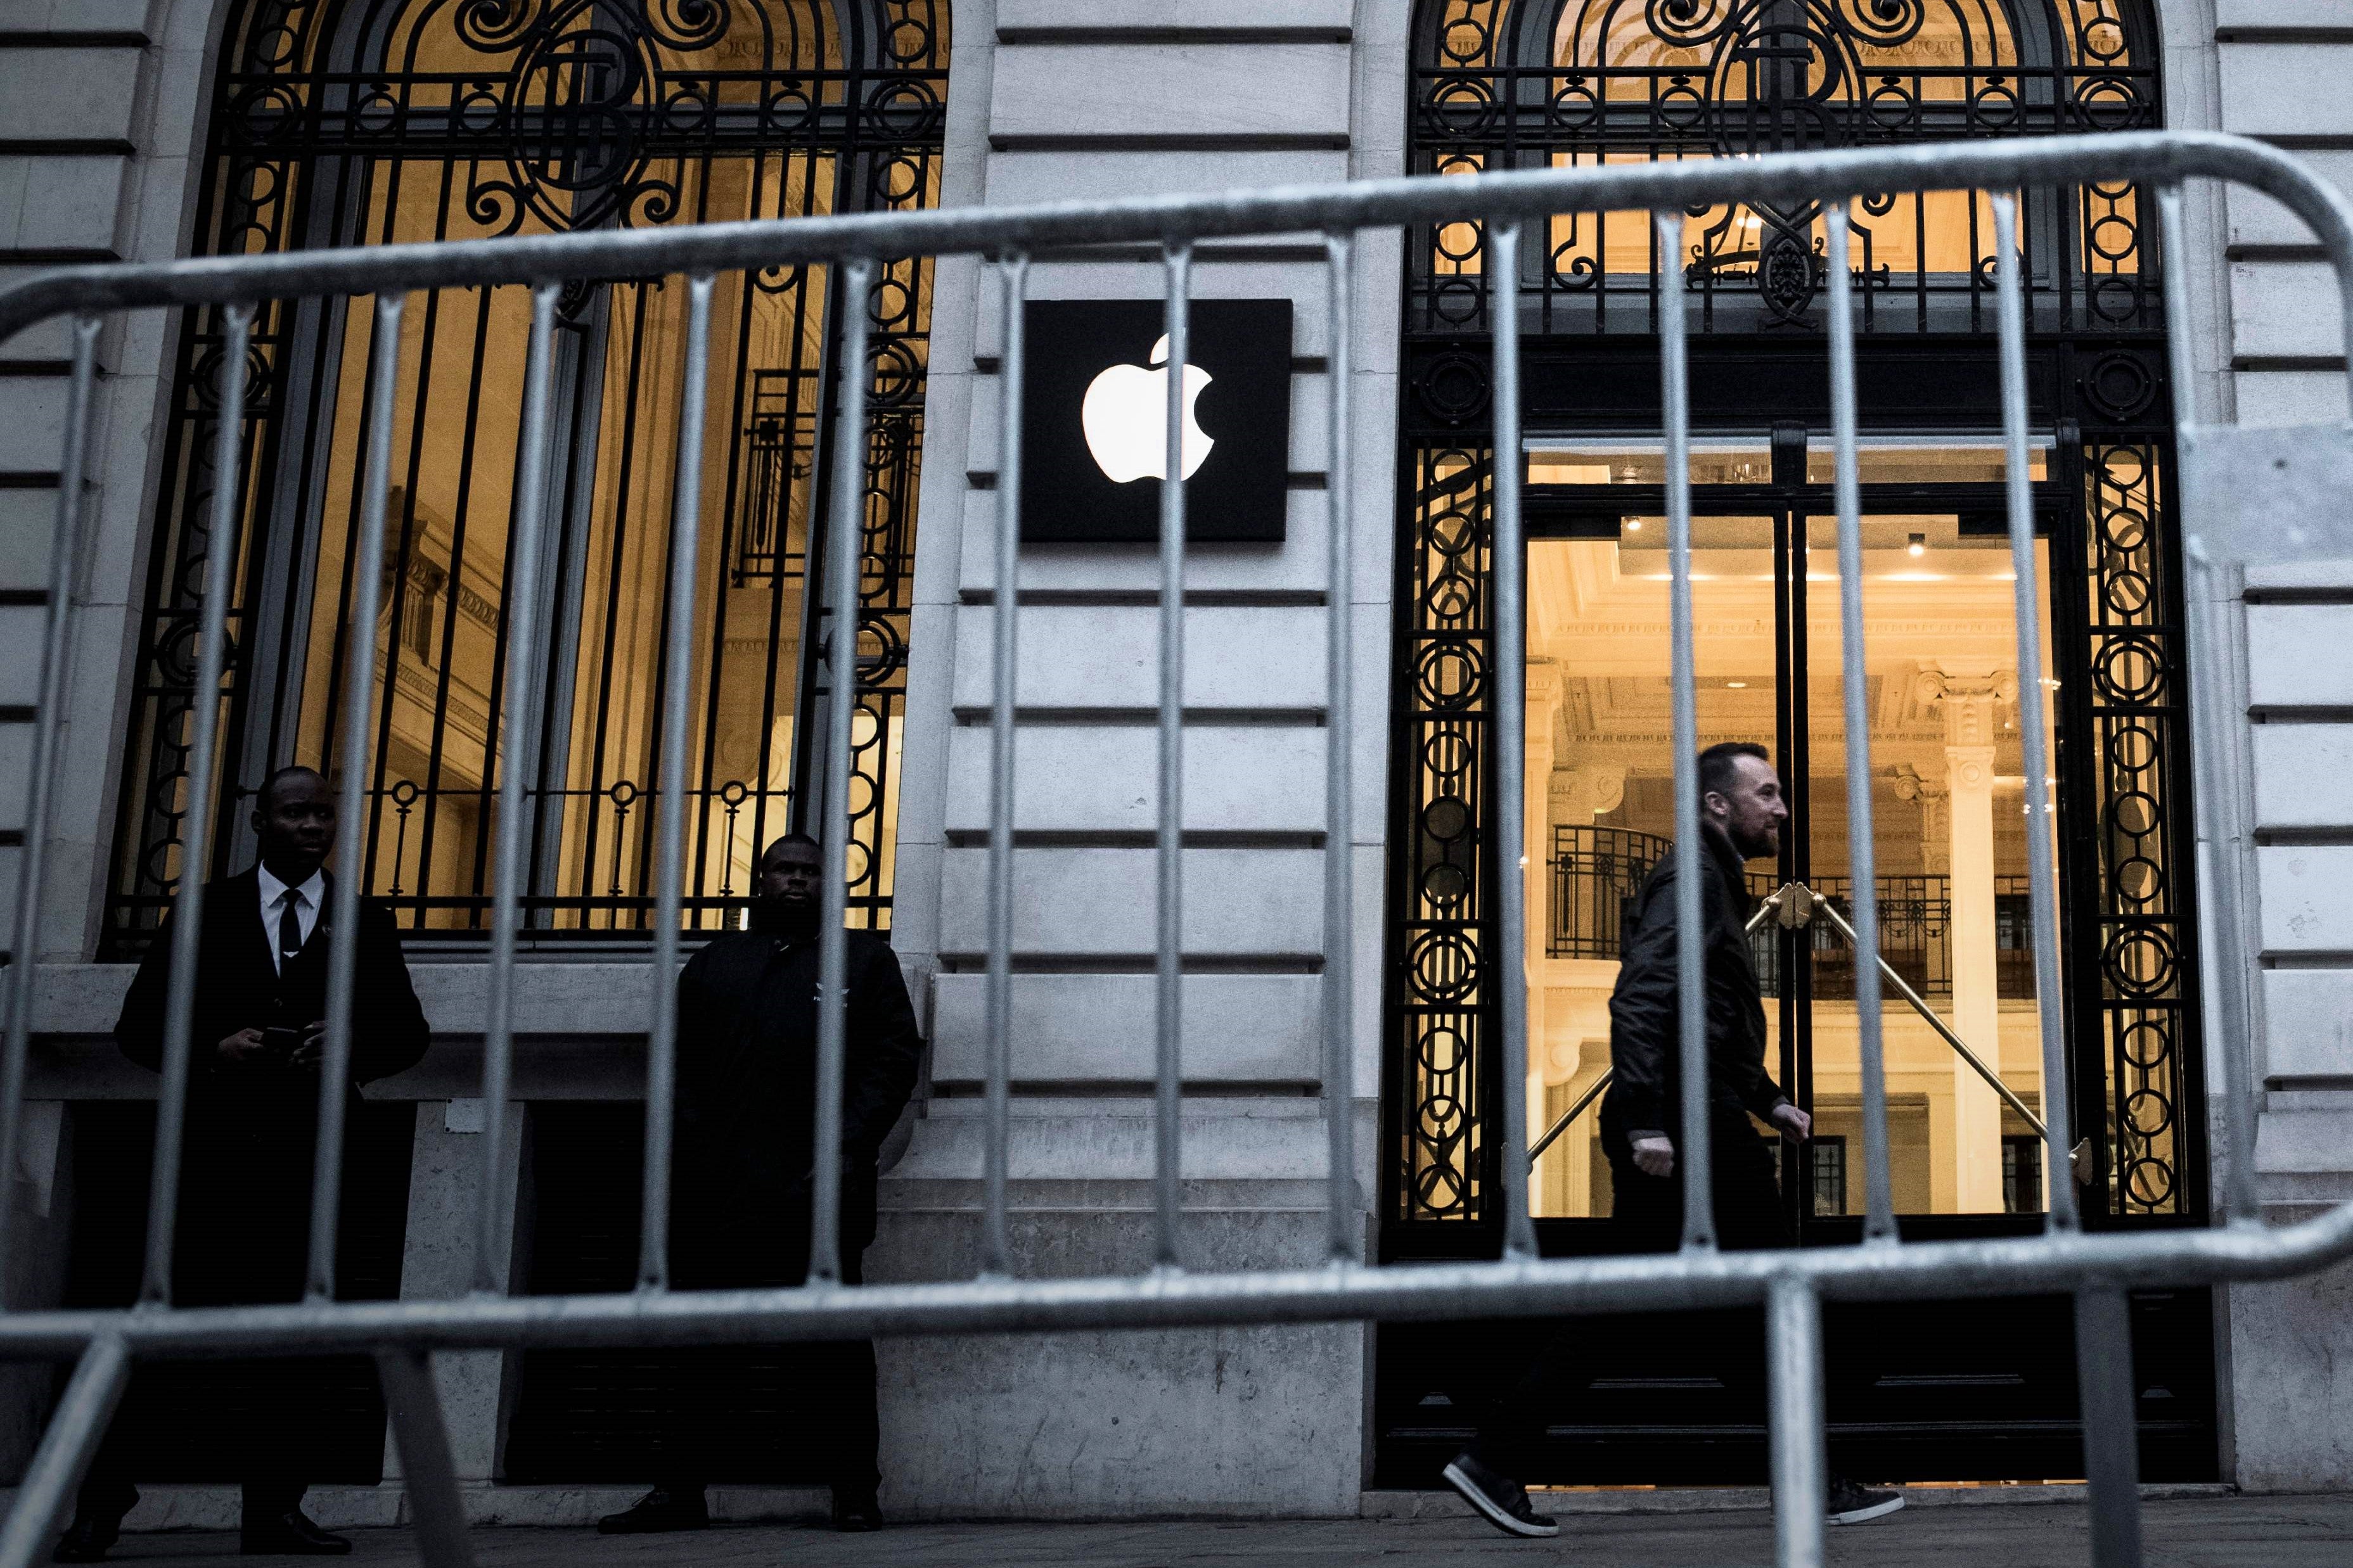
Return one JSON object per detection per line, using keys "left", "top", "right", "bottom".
{"left": 260, "top": 1026, "right": 305, "bottom": 1059}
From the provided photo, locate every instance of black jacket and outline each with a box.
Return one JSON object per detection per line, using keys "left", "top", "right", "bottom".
{"left": 116, "top": 869, "right": 431, "bottom": 1092}
{"left": 1600, "top": 824, "right": 1788, "bottom": 1148}
{"left": 671, "top": 925, "right": 923, "bottom": 1275}
{"left": 113, "top": 868, "right": 430, "bottom": 1304}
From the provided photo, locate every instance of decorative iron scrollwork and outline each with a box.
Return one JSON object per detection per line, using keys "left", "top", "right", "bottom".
{"left": 1410, "top": 0, "right": 2161, "bottom": 335}
{"left": 2079, "top": 440, "right": 2191, "bottom": 1215}
{"left": 106, "top": 0, "right": 948, "bottom": 950}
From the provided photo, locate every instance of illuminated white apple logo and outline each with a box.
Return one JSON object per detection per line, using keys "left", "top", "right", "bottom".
{"left": 1080, "top": 334, "right": 1214, "bottom": 484}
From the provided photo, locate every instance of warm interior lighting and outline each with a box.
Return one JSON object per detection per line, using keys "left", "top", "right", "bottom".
{"left": 1726, "top": 680, "right": 1748, "bottom": 688}
{"left": 1907, "top": 532, "right": 1927, "bottom": 556}
{"left": 1624, "top": 518, "right": 1643, "bottom": 531}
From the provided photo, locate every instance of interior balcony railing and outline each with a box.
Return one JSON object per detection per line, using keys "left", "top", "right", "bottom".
{"left": 1549, "top": 827, "right": 2037, "bottom": 999}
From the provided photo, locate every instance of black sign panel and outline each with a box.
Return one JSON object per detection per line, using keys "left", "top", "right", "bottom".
{"left": 1018, "top": 299, "right": 1293, "bottom": 544}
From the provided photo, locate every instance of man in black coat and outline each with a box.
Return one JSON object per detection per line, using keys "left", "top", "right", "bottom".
{"left": 56, "top": 766, "right": 430, "bottom": 1561}
{"left": 1444, "top": 743, "right": 1904, "bottom": 1537}
{"left": 597, "top": 832, "right": 923, "bottom": 1538}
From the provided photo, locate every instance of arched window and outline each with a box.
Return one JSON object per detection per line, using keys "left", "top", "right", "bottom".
{"left": 106, "top": 0, "right": 947, "bottom": 947}
{"left": 1387, "top": 0, "right": 2193, "bottom": 1232}
{"left": 1409, "top": 0, "right": 2158, "bottom": 331}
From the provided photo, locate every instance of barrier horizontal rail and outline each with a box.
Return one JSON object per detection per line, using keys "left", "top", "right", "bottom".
{"left": 0, "top": 131, "right": 2343, "bottom": 338}
{"left": 0, "top": 1208, "right": 2338, "bottom": 1357}
{"left": 5, "top": 125, "right": 2352, "bottom": 1568}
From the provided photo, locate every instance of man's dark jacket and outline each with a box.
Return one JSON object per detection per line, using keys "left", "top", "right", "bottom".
{"left": 113, "top": 868, "right": 430, "bottom": 1306}
{"left": 1600, "top": 823, "right": 1788, "bottom": 1154}
{"left": 671, "top": 924, "right": 923, "bottom": 1285}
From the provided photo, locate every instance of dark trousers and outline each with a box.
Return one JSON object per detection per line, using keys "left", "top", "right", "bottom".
{"left": 74, "top": 1363, "right": 314, "bottom": 1526}
{"left": 1471, "top": 1123, "right": 1792, "bottom": 1478}
{"left": 662, "top": 1224, "right": 881, "bottom": 1498}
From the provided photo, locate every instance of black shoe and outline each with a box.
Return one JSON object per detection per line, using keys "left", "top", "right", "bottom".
{"left": 1825, "top": 1477, "right": 1906, "bottom": 1525}
{"left": 239, "top": 1510, "right": 351, "bottom": 1555}
{"left": 831, "top": 1490, "right": 885, "bottom": 1533}
{"left": 51, "top": 1518, "right": 118, "bottom": 1564}
{"left": 1441, "top": 1451, "right": 1559, "bottom": 1539}
{"left": 596, "top": 1488, "right": 710, "bottom": 1536}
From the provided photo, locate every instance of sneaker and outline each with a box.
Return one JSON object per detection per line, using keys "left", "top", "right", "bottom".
{"left": 1825, "top": 1477, "right": 1905, "bottom": 1525}
{"left": 596, "top": 1488, "right": 711, "bottom": 1535}
{"left": 1442, "top": 1451, "right": 1560, "bottom": 1539}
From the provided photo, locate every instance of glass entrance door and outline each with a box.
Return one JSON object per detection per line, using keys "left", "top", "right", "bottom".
{"left": 1523, "top": 438, "right": 2058, "bottom": 1228}
{"left": 1792, "top": 509, "right": 2059, "bottom": 1226}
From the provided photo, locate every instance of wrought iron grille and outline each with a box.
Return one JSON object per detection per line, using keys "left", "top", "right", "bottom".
{"left": 1546, "top": 824, "right": 1668, "bottom": 957}
{"left": 1394, "top": 446, "right": 1499, "bottom": 1223}
{"left": 2066, "top": 438, "right": 2196, "bottom": 1216}
{"left": 103, "top": 0, "right": 947, "bottom": 950}
{"left": 1409, "top": 0, "right": 2161, "bottom": 335}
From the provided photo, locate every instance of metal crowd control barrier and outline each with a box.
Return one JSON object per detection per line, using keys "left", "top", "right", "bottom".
{"left": 3, "top": 129, "right": 2352, "bottom": 1568}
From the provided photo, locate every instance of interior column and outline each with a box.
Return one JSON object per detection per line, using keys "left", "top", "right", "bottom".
{"left": 1923, "top": 665, "right": 2015, "bottom": 1213}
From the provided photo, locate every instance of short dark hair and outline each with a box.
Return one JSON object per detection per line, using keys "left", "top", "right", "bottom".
{"left": 255, "top": 764, "right": 329, "bottom": 812}
{"left": 759, "top": 831, "right": 821, "bottom": 867}
{"left": 1697, "top": 741, "right": 1771, "bottom": 801}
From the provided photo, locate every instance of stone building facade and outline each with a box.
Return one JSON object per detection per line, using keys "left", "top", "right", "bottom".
{"left": 0, "top": 0, "right": 2350, "bottom": 1521}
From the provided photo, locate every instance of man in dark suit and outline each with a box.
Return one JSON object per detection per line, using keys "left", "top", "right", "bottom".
{"left": 55, "top": 766, "right": 430, "bottom": 1561}
{"left": 597, "top": 832, "right": 923, "bottom": 1538}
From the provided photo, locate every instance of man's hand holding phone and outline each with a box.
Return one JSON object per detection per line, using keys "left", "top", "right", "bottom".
{"left": 284, "top": 1021, "right": 327, "bottom": 1069}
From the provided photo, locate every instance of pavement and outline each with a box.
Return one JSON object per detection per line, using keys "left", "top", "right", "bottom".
{"left": 58, "top": 1492, "right": 2353, "bottom": 1566}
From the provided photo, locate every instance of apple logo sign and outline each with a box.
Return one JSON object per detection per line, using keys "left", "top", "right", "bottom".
{"left": 1081, "top": 335, "right": 1214, "bottom": 484}
{"left": 1018, "top": 299, "right": 1293, "bottom": 545}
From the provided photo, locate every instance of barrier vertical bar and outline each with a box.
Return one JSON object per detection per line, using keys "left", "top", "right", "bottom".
{"left": 1989, "top": 194, "right": 2081, "bottom": 1235}
{"left": 376, "top": 1348, "right": 477, "bottom": 1568}
{"left": 1655, "top": 208, "right": 1714, "bottom": 1251}
{"left": 983, "top": 252, "right": 1029, "bottom": 1278}
{"left": 0, "top": 1337, "right": 129, "bottom": 1568}
{"left": 1489, "top": 221, "right": 1539, "bottom": 1262}
{"left": 809, "top": 255, "right": 875, "bottom": 1286}
{"left": 141, "top": 302, "right": 257, "bottom": 1308}
{"left": 638, "top": 272, "right": 716, "bottom": 1293}
{"left": 473, "top": 282, "right": 561, "bottom": 1295}
{"left": 1821, "top": 203, "right": 1899, "bottom": 1245}
{"left": 2075, "top": 1287, "right": 2146, "bottom": 1567}
{"left": 1323, "top": 230, "right": 1359, "bottom": 1265}
{"left": 1154, "top": 242, "right": 1192, "bottom": 1273}
{"left": 2158, "top": 184, "right": 2262, "bottom": 1231}
{"left": 0, "top": 316, "right": 98, "bottom": 1289}
{"left": 1766, "top": 1277, "right": 1826, "bottom": 1568}
{"left": 309, "top": 291, "right": 407, "bottom": 1303}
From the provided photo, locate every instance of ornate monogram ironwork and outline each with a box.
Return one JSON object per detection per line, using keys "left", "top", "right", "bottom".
{"left": 1409, "top": 0, "right": 2160, "bottom": 334}
{"left": 106, "top": 0, "right": 947, "bottom": 949}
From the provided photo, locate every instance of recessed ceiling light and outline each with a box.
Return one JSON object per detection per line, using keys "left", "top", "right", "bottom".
{"left": 1907, "top": 532, "right": 1927, "bottom": 557}
{"left": 1726, "top": 680, "right": 1748, "bottom": 689}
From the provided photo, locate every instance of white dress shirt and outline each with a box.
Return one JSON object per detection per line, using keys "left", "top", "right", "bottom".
{"left": 256, "top": 864, "right": 326, "bottom": 974}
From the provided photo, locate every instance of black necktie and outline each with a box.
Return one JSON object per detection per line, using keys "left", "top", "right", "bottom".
{"left": 278, "top": 889, "right": 305, "bottom": 971}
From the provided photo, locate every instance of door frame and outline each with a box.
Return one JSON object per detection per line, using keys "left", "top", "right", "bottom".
{"left": 1383, "top": 331, "right": 2205, "bottom": 1249}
